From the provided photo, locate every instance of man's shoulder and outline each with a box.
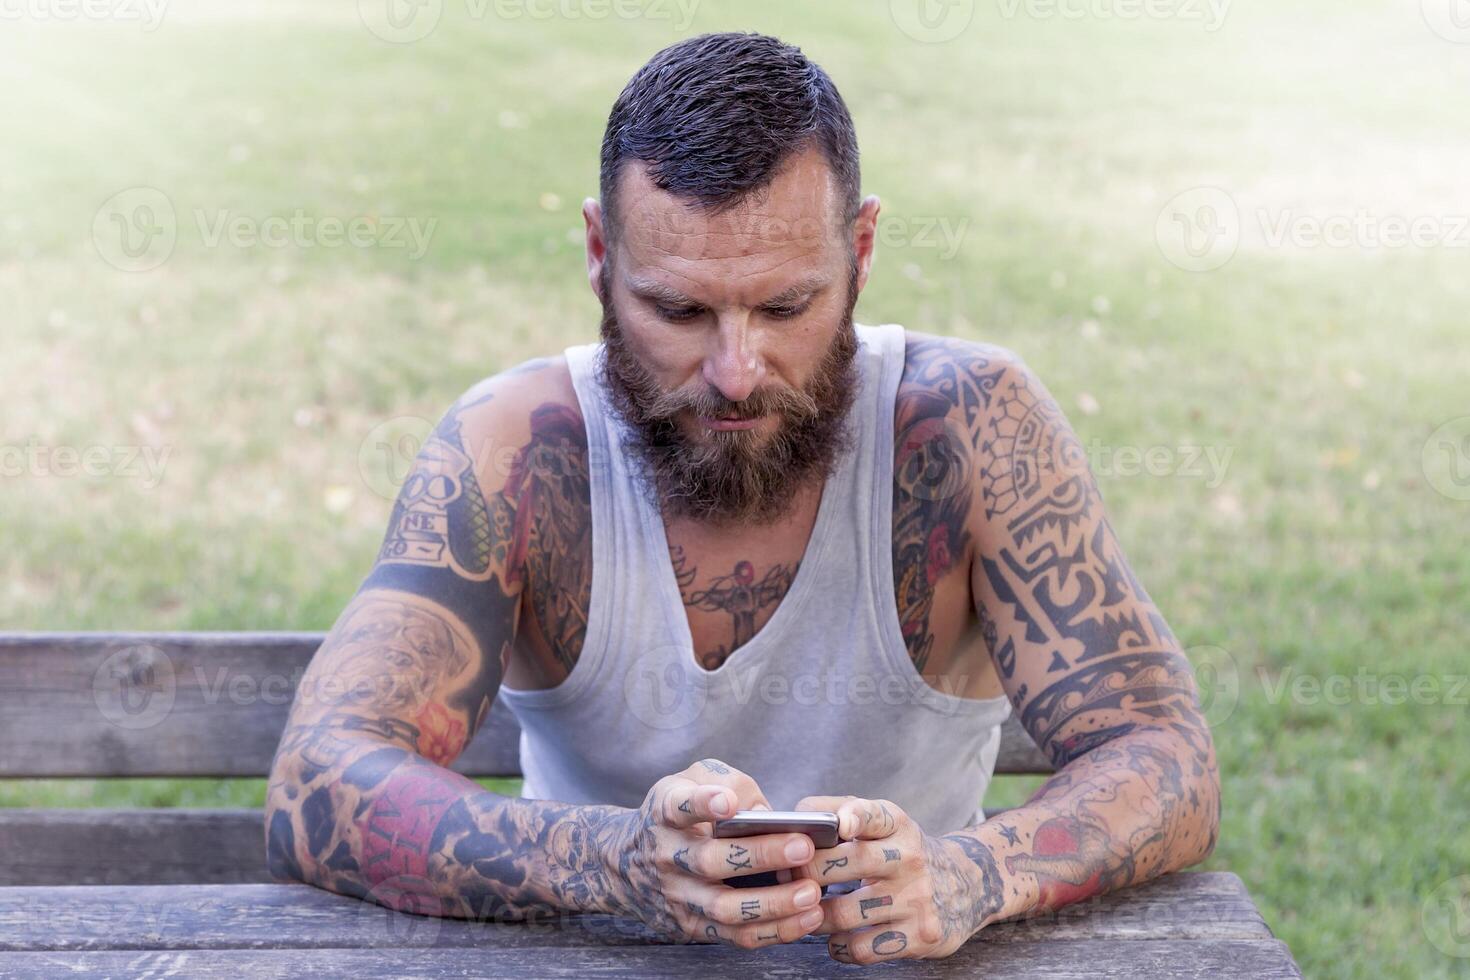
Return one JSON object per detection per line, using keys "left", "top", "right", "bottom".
{"left": 893, "top": 328, "right": 1030, "bottom": 433}
{"left": 448, "top": 355, "right": 590, "bottom": 496}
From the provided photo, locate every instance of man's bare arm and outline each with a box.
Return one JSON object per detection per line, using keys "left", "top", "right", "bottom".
{"left": 262, "top": 370, "right": 658, "bottom": 922}
{"left": 263, "top": 367, "right": 823, "bottom": 945}
{"left": 900, "top": 335, "right": 1220, "bottom": 938}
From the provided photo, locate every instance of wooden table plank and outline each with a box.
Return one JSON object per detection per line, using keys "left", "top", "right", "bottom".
{"left": 0, "top": 940, "right": 1303, "bottom": 979}
{"left": 0, "top": 875, "right": 1270, "bottom": 952}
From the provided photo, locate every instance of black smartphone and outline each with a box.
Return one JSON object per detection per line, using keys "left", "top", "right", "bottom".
{"left": 713, "top": 810, "right": 840, "bottom": 849}
{"left": 712, "top": 810, "right": 840, "bottom": 888}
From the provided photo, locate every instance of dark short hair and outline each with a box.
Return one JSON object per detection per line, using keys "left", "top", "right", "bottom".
{"left": 599, "top": 32, "right": 860, "bottom": 243}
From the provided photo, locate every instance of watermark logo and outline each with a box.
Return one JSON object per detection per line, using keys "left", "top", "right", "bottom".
{"left": 1422, "top": 875, "right": 1470, "bottom": 958}
{"left": 0, "top": 0, "right": 169, "bottom": 30}
{"left": 1422, "top": 0, "right": 1470, "bottom": 43}
{"left": 1159, "top": 187, "right": 1470, "bottom": 271}
{"left": 193, "top": 210, "right": 437, "bottom": 259}
{"left": 359, "top": 415, "right": 439, "bottom": 501}
{"left": 1257, "top": 210, "right": 1470, "bottom": 251}
{"left": 1422, "top": 417, "right": 1470, "bottom": 502}
{"left": 356, "top": 875, "right": 446, "bottom": 946}
{"left": 359, "top": 0, "right": 443, "bottom": 43}
{"left": 890, "top": 0, "right": 975, "bottom": 42}
{"left": 359, "top": 0, "right": 699, "bottom": 42}
{"left": 1156, "top": 187, "right": 1239, "bottom": 272}
{"left": 994, "top": 0, "right": 1231, "bottom": 31}
{"left": 93, "top": 187, "right": 177, "bottom": 272}
{"left": 1187, "top": 644, "right": 1240, "bottom": 726}
{"left": 0, "top": 439, "right": 171, "bottom": 489}
{"left": 92, "top": 643, "right": 177, "bottom": 731}
{"left": 480, "top": 0, "right": 700, "bottom": 28}
{"left": 1255, "top": 667, "right": 1467, "bottom": 708}
{"left": 623, "top": 646, "right": 709, "bottom": 732}
{"left": 93, "top": 188, "right": 438, "bottom": 270}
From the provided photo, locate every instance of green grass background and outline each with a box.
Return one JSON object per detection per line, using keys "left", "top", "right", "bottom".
{"left": 2, "top": 1, "right": 1468, "bottom": 976}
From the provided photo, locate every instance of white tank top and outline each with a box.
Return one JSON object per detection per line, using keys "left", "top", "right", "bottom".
{"left": 497, "top": 323, "right": 1013, "bottom": 834}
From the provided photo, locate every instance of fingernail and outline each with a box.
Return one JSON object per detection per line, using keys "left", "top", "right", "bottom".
{"left": 785, "top": 839, "right": 811, "bottom": 863}
{"left": 794, "top": 883, "right": 820, "bottom": 908}
{"left": 711, "top": 793, "right": 731, "bottom": 816}
{"left": 799, "top": 908, "right": 824, "bottom": 930}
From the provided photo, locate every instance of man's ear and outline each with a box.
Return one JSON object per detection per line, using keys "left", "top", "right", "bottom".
{"left": 584, "top": 197, "right": 608, "bottom": 302}
{"left": 851, "top": 195, "right": 882, "bottom": 292}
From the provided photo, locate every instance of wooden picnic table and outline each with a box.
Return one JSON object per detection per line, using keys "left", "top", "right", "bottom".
{"left": 0, "top": 874, "right": 1299, "bottom": 978}
{"left": 0, "top": 632, "right": 1302, "bottom": 977}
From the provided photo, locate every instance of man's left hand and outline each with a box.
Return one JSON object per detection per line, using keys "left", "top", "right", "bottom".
{"left": 793, "top": 795, "right": 996, "bottom": 963}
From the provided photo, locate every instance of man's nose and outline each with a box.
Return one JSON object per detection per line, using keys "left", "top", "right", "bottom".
{"left": 702, "top": 318, "right": 764, "bottom": 404}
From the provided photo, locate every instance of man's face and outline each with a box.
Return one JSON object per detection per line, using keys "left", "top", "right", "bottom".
{"left": 590, "top": 148, "right": 877, "bottom": 525}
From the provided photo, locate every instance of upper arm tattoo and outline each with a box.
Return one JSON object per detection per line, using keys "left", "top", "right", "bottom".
{"left": 894, "top": 333, "right": 1209, "bottom": 770}
{"left": 342, "top": 383, "right": 591, "bottom": 740}
{"left": 891, "top": 336, "right": 1005, "bottom": 671}
{"left": 972, "top": 361, "right": 1207, "bottom": 768}
{"left": 505, "top": 403, "right": 593, "bottom": 676}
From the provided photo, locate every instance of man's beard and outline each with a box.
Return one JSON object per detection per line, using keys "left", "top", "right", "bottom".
{"left": 599, "top": 266, "right": 861, "bottom": 526}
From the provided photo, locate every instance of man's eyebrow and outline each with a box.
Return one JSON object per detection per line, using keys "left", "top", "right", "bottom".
{"left": 623, "top": 274, "right": 832, "bottom": 308}
{"left": 624, "top": 276, "right": 699, "bottom": 306}
{"left": 760, "top": 275, "right": 831, "bottom": 307}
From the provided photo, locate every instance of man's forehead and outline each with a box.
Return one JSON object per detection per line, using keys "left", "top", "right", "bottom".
{"left": 614, "top": 148, "right": 842, "bottom": 262}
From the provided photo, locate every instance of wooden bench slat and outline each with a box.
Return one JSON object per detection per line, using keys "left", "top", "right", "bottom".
{"left": 0, "top": 632, "right": 1052, "bottom": 778}
{"left": 0, "top": 809, "right": 270, "bottom": 886}
{"left": 0, "top": 939, "right": 1304, "bottom": 978}
{"left": 0, "top": 875, "right": 1270, "bottom": 949}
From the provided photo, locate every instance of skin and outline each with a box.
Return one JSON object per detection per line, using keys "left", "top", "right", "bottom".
{"left": 265, "top": 144, "right": 1220, "bottom": 963}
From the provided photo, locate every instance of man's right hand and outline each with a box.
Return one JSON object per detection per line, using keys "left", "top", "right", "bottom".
{"left": 607, "top": 758, "right": 826, "bottom": 947}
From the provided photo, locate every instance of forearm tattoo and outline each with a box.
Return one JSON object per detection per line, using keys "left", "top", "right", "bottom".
{"left": 266, "top": 722, "right": 658, "bottom": 924}
{"left": 926, "top": 834, "right": 1006, "bottom": 943}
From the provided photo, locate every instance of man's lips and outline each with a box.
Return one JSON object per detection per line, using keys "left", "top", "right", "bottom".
{"left": 699, "top": 414, "right": 764, "bottom": 431}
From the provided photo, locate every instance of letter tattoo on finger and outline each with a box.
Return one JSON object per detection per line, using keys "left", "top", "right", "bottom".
{"left": 725, "top": 844, "right": 753, "bottom": 871}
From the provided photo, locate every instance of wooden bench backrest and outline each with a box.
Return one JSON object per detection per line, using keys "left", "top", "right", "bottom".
{"left": 0, "top": 632, "right": 1054, "bottom": 779}
{"left": 0, "top": 632, "right": 1052, "bottom": 886}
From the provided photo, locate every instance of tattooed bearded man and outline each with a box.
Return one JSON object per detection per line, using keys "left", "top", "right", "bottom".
{"left": 266, "top": 32, "right": 1221, "bottom": 965}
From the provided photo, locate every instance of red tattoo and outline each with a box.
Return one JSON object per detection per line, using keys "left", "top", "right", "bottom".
{"left": 1003, "top": 816, "right": 1113, "bottom": 909}
{"left": 413, "top": 701, "right": 468, "bottom": 765}
{"left": 358, "top": 764, "right": 477, "bottom": 886}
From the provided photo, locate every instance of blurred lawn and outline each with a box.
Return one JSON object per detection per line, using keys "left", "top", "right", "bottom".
{"left": 2, "top": 1, "right": 1468, "bottom": 977}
